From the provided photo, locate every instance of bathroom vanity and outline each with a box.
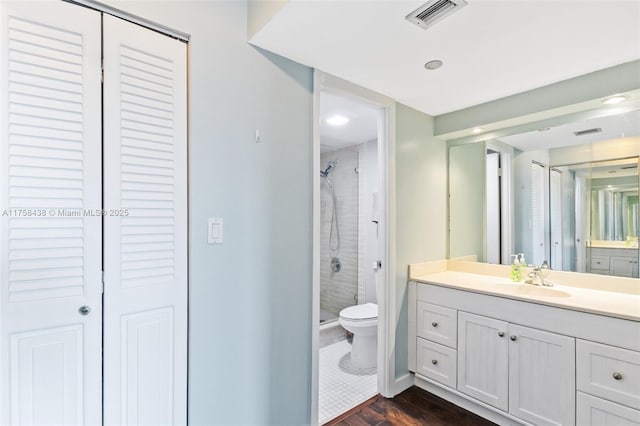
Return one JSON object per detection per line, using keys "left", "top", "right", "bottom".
{"left": 407, "top": 260, "right": 640, "bottom": 426}
{"left": 587, "top": 241, "right": 639, "bottom": 278}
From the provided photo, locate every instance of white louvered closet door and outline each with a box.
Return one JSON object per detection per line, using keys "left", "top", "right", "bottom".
{"left": 0, "top": 2, "right": 102, "bottom": 425}
{"left": 102, "top": 15, "right": 187, "bottom": 426}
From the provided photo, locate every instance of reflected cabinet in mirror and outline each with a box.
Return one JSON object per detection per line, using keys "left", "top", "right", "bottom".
{"left": 449, "top": 108, "right": 640, "bottom": 278}
{"left": 551, "top": 158, "right": 639, "bottom": 277}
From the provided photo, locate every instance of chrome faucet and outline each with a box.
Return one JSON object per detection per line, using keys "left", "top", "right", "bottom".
{"left": 525, "top": 260, "right": 553, "bottom": 287}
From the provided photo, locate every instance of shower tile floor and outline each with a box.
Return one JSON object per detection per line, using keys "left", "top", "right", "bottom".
{"left": 319, "top": 339, "right": 377, "bottom": 425}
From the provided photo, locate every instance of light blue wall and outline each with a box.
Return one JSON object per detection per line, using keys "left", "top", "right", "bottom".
{"left": 101, "top": 2, "right": 313, "bottom": 424}
{"left": 394, "top": 104, "right": 447, "bottom": 377}
{"left": 449, "top": 142, "right": 486, "bottom": 261}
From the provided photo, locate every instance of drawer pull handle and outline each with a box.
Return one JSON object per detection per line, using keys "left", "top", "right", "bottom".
{"left": 498, "top": 331, "right": 505, "bottom": 337}
{"left": 510, "top": 335, "right": 517, "bottom": 341}
{"left": 431, "top": 322, "right": 438, "bottom": 328}
{"left": 613, "top": 372, "right": 623, "bottom": 381}
{"left": 431, "top": 359, "right": 438, "bottom": 365}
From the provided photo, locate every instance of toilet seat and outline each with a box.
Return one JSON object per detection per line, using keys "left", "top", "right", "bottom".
{"left": 339, "top": 303, "right": 378, "bottom": 321}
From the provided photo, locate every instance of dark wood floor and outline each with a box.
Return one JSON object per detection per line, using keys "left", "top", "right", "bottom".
{"left": 325, "top": 386, "right": 496, "bottom": 426}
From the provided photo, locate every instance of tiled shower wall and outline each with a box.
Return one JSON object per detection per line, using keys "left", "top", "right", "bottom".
{"left": 320, "top": 141, "right": 378, "bottom": 322}
{"left": 320, "top": 147, "right": 360, "bottom": 320}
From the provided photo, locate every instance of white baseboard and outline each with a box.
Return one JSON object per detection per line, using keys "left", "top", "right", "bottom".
{"left": 414, "top": 375, "right": 531, "bottom": 426}
{"left": 392, "top": 373, "right": 415, "bottom": 397}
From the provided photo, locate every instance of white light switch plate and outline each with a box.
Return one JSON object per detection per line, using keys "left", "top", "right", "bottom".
{"left": 208, "top": 218, "right": 223, "bottom": 244}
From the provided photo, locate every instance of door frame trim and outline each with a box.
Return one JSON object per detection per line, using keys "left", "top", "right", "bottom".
{"left": 311, "top": 70, "right": 396, "bottom": 425}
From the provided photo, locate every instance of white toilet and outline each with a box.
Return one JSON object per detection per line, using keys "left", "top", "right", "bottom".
{"left": 338, "top": 303, "right": 378, "bottom": 369}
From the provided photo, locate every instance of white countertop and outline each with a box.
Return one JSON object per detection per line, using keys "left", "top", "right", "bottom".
{"left": 410, "top": 260, "right": 640, "bottom": 322}
{"left": 588, "top": 240, "right": 639, "bottom": 250}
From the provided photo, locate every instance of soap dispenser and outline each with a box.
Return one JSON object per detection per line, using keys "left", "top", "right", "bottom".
{"left": 510, "top": 255, "right": 521, "bottom": 282}
{"left": 518, "top": 253, "right": 526, "bottom": 279}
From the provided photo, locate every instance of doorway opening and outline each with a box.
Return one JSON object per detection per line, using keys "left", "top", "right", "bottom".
{"left": 312, "top": 73, "right": 393, "bottom": 425}
{"left": 486, "top": 144, "right": 513, "bottom": 265}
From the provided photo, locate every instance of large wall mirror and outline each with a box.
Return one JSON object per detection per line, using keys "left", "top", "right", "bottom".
{"left": 449, "top": 107, "right": 640, "bottom": 278}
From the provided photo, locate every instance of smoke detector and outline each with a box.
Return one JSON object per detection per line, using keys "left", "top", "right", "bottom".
{"left": 406, "top": 0, "right": 468, "bottom": 30}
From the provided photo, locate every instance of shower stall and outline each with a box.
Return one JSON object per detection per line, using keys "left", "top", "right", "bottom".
{"left": 320, "top": 148, "right": 360, "bottom": 323}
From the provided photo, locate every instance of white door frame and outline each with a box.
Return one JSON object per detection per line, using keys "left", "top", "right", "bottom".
{"left": 311, "top": 71, "right": 396, "bottom": 425}
{"left": 486, "top": 142, "right": 513, "bottom": 265}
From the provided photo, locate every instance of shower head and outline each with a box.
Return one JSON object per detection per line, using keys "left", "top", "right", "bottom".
{"left": 321, "top": 160, "right": 338, "bottom": 177}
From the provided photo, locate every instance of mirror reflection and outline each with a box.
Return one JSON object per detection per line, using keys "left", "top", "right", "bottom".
{"left": 449, "top": 108, "right": 640, "bottom": 278}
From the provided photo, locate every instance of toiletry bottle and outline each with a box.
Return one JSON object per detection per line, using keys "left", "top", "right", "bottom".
{"left": 510, "top": 255, "right": 520, "bottom": 282}
{"left": 518, "top": 253, "right": 526, "bottom": 281}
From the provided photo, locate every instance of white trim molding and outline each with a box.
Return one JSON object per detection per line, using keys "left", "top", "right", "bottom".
{"left": 312, "top": 71, "right": 396, "bottom": 423}
{"left": 393, "top": 373, "right": 415, "bottom": 396}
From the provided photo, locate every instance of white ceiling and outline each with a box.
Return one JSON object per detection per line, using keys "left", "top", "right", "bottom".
{"left": 320, "top": 92, "right": 379, "bottom": 151}
{"left": 567, "top": 158, "right": 638, "bottom": 180}
{"left": 498, "top": 109, "right": 640, "bottom": 151}
{"left": 249, "top": 0, "right": 640, "bottom": 116}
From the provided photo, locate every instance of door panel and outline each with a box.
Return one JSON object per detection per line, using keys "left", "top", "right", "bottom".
{"left": 121, "top": 308, "right": 174, "bottom": 425}
{"left": 457, "top": 312, "right": 509, "bottom": 411}
{"left": 103, "top": 14, "right": 187, "bottom": 426}
{"left": 11, "top": 326, "right": 83, "bottom": 426}
{"left": 0, "top": 2, "right": 102, "bottom": 425}
{"left": 509, "top": 324, "right": 575, "bottom": 425}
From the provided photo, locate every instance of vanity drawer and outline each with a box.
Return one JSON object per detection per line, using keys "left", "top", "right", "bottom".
{"left": 577, "top": 392, "right": 640, "bottom": 426}
{"left": 577, "top": 340, "right": 640, "bottom": 409}
{"left": 416, "top": 337, "right": 457, "bottom": 388}
{"left": 590, "top": 256, "right": 610, "bottom": 271}
{"left": 416, "top": 301, "right": 457, "bottom": 348}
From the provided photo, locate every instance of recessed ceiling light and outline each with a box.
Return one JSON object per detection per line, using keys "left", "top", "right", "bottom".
{"left": 424, "top": 60, "right": 443, "bottom": 70}
{"left": 602, "top": 95, "right": 627, "bottom": 105}
{"left": 326, "top": 115, "right": 349, "bottom": 126}
{"left": 472, "top": 127, "right": 484, "bottom": 134}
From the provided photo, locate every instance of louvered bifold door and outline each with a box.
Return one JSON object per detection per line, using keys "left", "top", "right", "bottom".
{"left": 102, "top": 15, "right": 187, "bottom": 426}
{"left": 0, "top": 2, "right": 102, "bottom": 425}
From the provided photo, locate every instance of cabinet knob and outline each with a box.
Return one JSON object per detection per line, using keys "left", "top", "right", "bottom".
{"left": 613, "top": 372, "right": 623, "bottom": 381}
{"left": 78, "top": 306, "right": 91, "bottom": 316}
{"left": 431, "top": 322, "right": 438, "bottom": 328}
{"left": 431, "top": 359, "right": 438, "bottom": 365}
{"left": 510, "top": 335, "right": 517, "bottom": 341}
{"left": 498, "top": 331, "right": 505, "bottom": 337}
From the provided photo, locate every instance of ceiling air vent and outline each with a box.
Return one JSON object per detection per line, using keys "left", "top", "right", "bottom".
{"left": 406, "top": 0, "right": 468, "bottom": 30}
{"left": 573, "top": 128, "right": 602, "bottom": 136}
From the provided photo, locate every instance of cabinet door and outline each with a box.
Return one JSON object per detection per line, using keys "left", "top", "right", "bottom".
{"left": 103, "top": 15, "right": 187, "bottom": 426}
{"left": 509, "top": 324, "right": 575, "bottom": 425}
{"left": 611, "top": 257, "right": 638, "bottom": 278}
{"left": 457, "top": 312, "right": 509, "bottom": 411}
{"left": 0, "top": 2, "right": 102, "bottom": 425}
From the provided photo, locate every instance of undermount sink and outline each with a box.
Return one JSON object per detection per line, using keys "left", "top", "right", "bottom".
{"left": 509, "top": 285, "right": 572, "bottom": 298}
